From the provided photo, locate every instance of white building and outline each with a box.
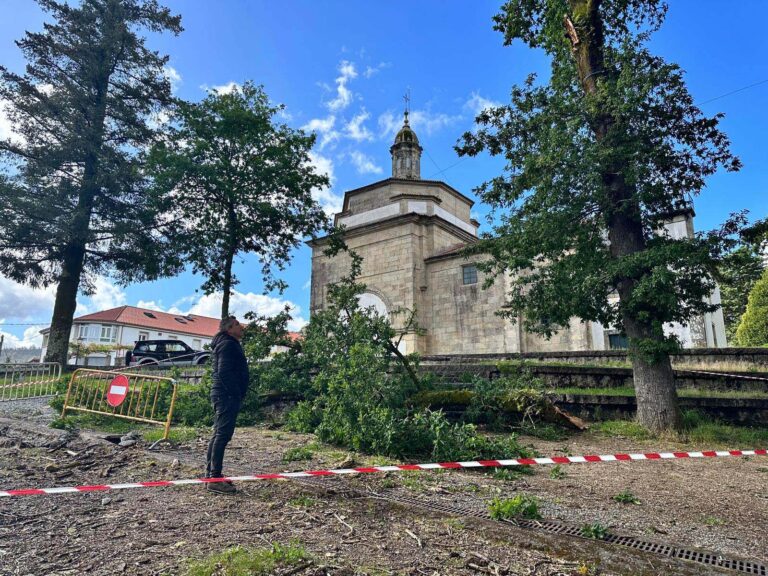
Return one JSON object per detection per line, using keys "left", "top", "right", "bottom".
{"left": 40, "top": 306, "right": 220, "bottom": 366}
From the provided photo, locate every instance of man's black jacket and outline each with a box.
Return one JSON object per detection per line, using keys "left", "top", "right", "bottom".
{"left": 210, "top": 332, "right": 249, "bottom": 400}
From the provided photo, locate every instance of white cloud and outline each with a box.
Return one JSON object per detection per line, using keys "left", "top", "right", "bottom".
{"left": 308, "top": 151, "right": 343, "bottom": 215}
{"left": 377, "top": 110, "right": 402, "bottom": 140}
{"left": 0, "top": 276, "right": 56, "bottom": 322}
{"left": 88, "top": 277, "right": 127, "bottom": 311}
{"left": 302, "top": 279, "right": 311, "bottom": 290}
{"left": 409, "top": 109, "right": 463, "bottom": 136}
{"left": 378, "top": 108, "right": 462, "bottom": 139}
{"left": 0, "top": 99, "right": 14, "bottom": 142}
{"left": 136, "top": 300, "right": 165, "bottom": 311}
{"left": 302, "top": 115, "right": 340, "bottom": 149}
{"left": 364, "top": 62, "right": 390, "bottom": 78}
{"left": 349, "top": 150, "right": 382, "bottom": 175}
{"left": 464, "top": 91, "right": 501, "bottom": 116}
{"left": 164, "top": 66, "right": 182, "bottom": 93}
{"left": 344, "top": 110, "right": 373, "bottom": 142}
{"left": 327, "top": 60, "right": 357, "bottom": 112}
{"left": 0, "top": 324, "right": 46, "bottom": 349}
{"left": 166, "top": 290, "right": 308, "bottom": 332}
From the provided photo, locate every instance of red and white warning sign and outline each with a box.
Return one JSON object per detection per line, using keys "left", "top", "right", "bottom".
{"left": 106, "top": 375, "right": 129, "bottom": 407}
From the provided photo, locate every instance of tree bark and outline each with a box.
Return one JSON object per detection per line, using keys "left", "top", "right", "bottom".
{"left": 566, "top": 0, "right": 681, "bottom": 431}
{"left": 220, "top": 201, "right": 238, "bottom": 319}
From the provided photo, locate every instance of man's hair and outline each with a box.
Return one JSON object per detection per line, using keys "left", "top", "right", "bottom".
{"left": 219, "top": 316, "right": 239, "bottom": 332}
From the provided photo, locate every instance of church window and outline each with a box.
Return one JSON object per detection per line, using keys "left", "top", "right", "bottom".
{"left": 462, "top": 265, "right": 478, "bottom": 285}
{"left": 608, "top": 332, "right": 628, "bottom": 349}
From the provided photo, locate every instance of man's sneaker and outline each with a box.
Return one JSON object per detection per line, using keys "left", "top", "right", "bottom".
{"left": 206, "top": 480, "right": 237, "bottom": 495}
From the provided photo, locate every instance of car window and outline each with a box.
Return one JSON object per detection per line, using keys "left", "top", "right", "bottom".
{"left": 165, "top": 342, "right": 188, "bottom": 353}
{"left": 136, "top": 343, "right": 158, "bottom": 352}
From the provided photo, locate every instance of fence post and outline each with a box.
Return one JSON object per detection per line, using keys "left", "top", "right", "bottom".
{"left": 163, "top": 380, "right": 178, "bottom": 440}
{"left": 60, "top": 369, "right": 80, "bottom": 418}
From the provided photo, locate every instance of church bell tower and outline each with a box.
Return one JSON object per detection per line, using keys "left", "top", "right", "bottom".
{"left": 390, "top": 109, "right": 422, "bottom": 179}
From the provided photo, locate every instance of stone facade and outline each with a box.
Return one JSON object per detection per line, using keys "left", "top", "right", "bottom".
{"left": 309, "top": 114, "right": 726, "bottom": 354}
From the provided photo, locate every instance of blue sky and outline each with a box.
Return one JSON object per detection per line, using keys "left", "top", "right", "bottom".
{"left": 1, "top": 0, "right": 766, "bottom": 347}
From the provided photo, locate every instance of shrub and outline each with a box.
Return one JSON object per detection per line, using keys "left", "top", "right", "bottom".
{"left": 735, "top": 270, "right": 768, "bottom": 346}
{"left": 488, "top": 494, "right": 542, "bottom": 520}
{"left": 612, "top": 490, "right": 641, "bottom": 505}
{"left": 581, "top": 522, "right": 608, "bottom": 539}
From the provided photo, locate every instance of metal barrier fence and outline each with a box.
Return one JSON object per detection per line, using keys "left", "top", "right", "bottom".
{"left": 61, "top": 369, "right": 178, "bottom": 439}
{"left": 0, "top": 362, "right": 62, "bottom": 401}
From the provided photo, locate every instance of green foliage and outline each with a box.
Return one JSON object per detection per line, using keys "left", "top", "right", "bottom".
{"left": 288, "top": 495, "right": 316, "bottom": 508}
{"left": 718, "top": 246, "right": 765, "bottom": 341}
{"left": 735, "top": 270, "right": 768, "bottom": 346}
{"left": 548, "top": 465, "right": 566, "bottom": 480}
{"left": 488, "top": 494, "right": 542, "bottom": 520}
{"left": 612, "top": 490, "right": 641, "bottom": 505}
{"left": 492, "top": 466, "right": 534, "bottom": 481}
{"left": 457, "top": 0, "right": 745, "bottom": 431}
{"left": 581, "top": 522, "right": 608, "bottom": 540}
{"left": 147, "top": 82, "right": 329, "bottom": 316}
{"left": 186, "top": 542, "right": 309, "bottom": 576}
{"left": 0, "top": 0, "right": 184, "bottom": 365}
{"left": 282, "top": 446, "right": 314, "bottom": 462}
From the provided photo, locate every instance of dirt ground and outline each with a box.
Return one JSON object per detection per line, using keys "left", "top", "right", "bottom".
{"left": 0, "top": 414, "right": 766, "bottom": 576}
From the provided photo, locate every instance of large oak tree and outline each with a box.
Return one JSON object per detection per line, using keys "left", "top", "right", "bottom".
{"left": 457, "top": 0, "right": 741, "bottom": 431}
{"left": 0, "top": 0, "right": 183, "bottom": 365}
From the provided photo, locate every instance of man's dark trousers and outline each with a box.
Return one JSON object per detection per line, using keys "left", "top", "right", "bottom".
{"left": 205, "top": 393, "right": 241, "bottom": 478}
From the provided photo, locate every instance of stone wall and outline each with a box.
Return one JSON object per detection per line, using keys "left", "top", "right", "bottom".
{"left": 422, "top": 255, "right": 519, "bottom": 354}
{"left": 419, "top": 348, "right": 768, "bottom": 371}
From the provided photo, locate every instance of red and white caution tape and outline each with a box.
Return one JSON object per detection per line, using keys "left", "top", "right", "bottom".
{"left": 1, "top": 448, "right": 765, "bottom": 498}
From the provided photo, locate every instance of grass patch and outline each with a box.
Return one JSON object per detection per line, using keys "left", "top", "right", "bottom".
{"left": 519, "top": 423, "right": 570, "bottom": 441}
{"left": 282, "top": 446, "right": 314, "bottom": 462}
{"left": 594, "top": 411, "right": 768, "bottom": 447}
{"left": 593, "top": 419, "right": 654, "bottom": 440}
{"left": 552, "top": 387, "right": 768, "bottom": 399}
{"left": 143, "top": 426, "right": 200, "bottom": 443}
{"left": 492, "top": 466, "right": 534, "bottom": 481}
{"left": 612, "top": 489, "right": 641, "bottom": 505}
{"left": 288, "top": 495, "right": 316, "bottom": 508}
{"left": 488, "top": 494, "right": 542, "bottom": 520}
{"left": 186, "top": 542, "right": 309, "bottom": 576}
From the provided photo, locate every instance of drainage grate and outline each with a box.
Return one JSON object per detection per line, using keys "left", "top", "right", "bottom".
{"left": 361, "top": 488, "right": 768, "bottom": 575}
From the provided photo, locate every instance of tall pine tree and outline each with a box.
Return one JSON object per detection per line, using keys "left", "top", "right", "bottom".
{"left": 0, "top": 0, "right": 183, "bottom": 365}
{"left": 457, "top": 0, "right": 741, "bottom": 431}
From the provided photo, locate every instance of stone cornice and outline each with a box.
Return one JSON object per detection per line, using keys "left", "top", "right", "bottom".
{"left": 307, "top": 213, "right": 478, "bottom": 249}
{"left": 340, "top": 178, "right": 474, "bottom": 212}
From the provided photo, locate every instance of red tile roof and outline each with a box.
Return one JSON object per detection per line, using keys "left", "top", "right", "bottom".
{"left": 71, "top": 306, "right": 220, "bottom": 338}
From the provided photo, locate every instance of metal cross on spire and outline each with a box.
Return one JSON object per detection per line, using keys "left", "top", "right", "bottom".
{"left": 403, "top": 89, "right": 411, "bottom": 123}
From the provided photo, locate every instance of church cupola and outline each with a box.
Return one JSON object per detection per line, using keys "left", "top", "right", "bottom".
{"left": 390, "top": 110, "right": 422, "bottom": 179}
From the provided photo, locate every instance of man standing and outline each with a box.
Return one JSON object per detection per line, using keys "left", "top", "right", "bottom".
{"left": 205, "top": 316, "right": 248, "bottom": 494}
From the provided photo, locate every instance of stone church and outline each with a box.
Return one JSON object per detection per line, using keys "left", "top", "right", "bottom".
{"left": 308, "top": 113, "right": 727, "bottom": 355}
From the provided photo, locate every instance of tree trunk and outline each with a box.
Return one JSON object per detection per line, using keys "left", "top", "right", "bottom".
{"left": 45, "top": 245, "right": 86, "bottom": 366}
{"left": 221, "top": 247, "right": 234, "bottom": 319}
{"left": 566, "top": 0, "right": 681, "bottom": 431}
{"left": 220, "top": 200, "right": 239, "bottom": 319}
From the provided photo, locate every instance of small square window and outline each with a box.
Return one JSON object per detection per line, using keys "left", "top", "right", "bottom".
{"left": 462, "top": 265, "right": 478, "bottom": 285}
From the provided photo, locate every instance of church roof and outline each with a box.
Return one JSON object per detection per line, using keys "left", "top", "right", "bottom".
{"left": 393, "top": 114, "right": 420, "bottom": 146}
{"left": 340, "top": 177, "right": 474, "bottom": 212}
